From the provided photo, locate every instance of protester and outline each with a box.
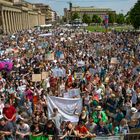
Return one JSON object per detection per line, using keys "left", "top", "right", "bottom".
{"left": 0, "top": 26, "right": 140, "bottom": 140}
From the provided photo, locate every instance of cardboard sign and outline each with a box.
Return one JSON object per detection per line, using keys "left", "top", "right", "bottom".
{"left": 45, "top": 52, "right": 54, "bottom": 61}
{"left": 75, "top": 72, "right": 83, "bottom": 79}
{"left": 110, "top": 57, "right": 119, "bottom": 64}
{"left": 52, "top": 68, "right": 66, "bottom": 77}
{"left": 60, "top": 53, "right": 65, "bottom": 59}
{"left": 77, "top": 61, "right": 85, "bottom": 67}
{"left": 32, "top": 74, "right": 41, "bottom": 82}
{"left": 41, "top": 72, "right": 48, "bottom": 80}
{"left": 63, "top": 88, "right": 81, "bottom": 98}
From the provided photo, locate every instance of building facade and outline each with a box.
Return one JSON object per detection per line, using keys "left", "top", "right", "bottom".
{"left": 64, "top": 5, "right": 116, "bottom": 22}
{"left": 0, "top": 0, "right": 46, "bottom": 34}
{"left": 34, "top": 3, "right": 59, "bottom": 23}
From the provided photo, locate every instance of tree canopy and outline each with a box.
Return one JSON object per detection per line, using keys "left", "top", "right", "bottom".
{"left": 108, "top": 13, "right": 116, "bottom": 24}
{"left": 71, "top": 12, "right": 80, "bottom": 21}
{"left": 129, "top": 0, "right": 140, "bottom": 29}
{"left": 116, "top": 13, "right": 125, "bottom": 24}
{"left": 82, "top": 14, "right": 92, "bottom": 24}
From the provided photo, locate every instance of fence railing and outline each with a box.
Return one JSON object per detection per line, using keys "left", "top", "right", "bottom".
{"left": 29, "top": 135, "right": 124, "bottom": 140}
{"left": 124, "top": 133, "right": 140, "bottom": 140}
{"left": 7, "top": 133, "right": 140, "bottom": 140}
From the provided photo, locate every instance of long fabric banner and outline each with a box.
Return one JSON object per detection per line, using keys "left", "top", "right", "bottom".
{"left": 47, "top": 96, "right": 82, "bottom": 122}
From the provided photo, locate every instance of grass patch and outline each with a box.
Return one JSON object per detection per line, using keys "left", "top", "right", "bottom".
{"left": 86, "top": 25, "right": 106, "bottom": 32}
{"left": 86, "top": 25, "right": 133, "bottom": 32}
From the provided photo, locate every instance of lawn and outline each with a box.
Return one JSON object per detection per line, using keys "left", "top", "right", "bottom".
{"left": 86, "top": 25, "right": 106, "bottom": 32}
{"left": 86, "top": 25, "right": 133, "bottom": 32}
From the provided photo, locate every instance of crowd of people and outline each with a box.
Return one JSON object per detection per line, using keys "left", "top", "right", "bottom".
{"left": 0, "top": 26, "right": 140, "bottom": 140}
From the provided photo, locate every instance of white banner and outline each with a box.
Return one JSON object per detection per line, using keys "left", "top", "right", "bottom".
{"left": 47, "top": 96, "right": 82, "bottom": 122}
{"left": 63, "top": 88, "right": 81, "bottom": 98}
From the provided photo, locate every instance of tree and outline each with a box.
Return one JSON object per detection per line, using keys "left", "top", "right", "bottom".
{"left": 116, "top": 13, "right": 125, "bottom": 24}
{"left": 71, "top": 12, "right": 80, "bottom": 21}
{"left": 130, "top": 0, "right": 140, "bottom": 29}
{"left": 92, "top": 15, "right": 98, "bottom": 23}
{"left": 108, "top": 12, "right": 116, "bottom": 24}
{"left": 97, "top": 16, "right": 102, "bottom": 24}
{"left": 82, "top": 14, "right": 92, "bottom": 24}
{"left": 125, "top": 15, "right": 131, "bottom": 25}
{"left": 92, "top": 15, "right": 102, "bottom": 23}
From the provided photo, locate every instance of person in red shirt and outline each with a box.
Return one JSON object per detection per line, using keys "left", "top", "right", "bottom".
{"left": 3, "top": 101, "right": 16, "bottom": 122}
{"left": 75, "top": 121, "right": 96, "bottom": 139}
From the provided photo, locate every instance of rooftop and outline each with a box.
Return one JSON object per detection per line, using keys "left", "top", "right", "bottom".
{"left": 71, "top": 6, "right": 114, "bottom": 12}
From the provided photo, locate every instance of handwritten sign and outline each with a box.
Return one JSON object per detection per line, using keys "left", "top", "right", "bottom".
{"left": 32, "top": 74, "right": 41, "bottom": 82}
{"left": 41, "top": 72, "right": 48, "bottom": 80}
{"left": 75, "top": 72, "right": 83, "bottom": 79}
{"left": 77, "top": 61, "right": 85, "bottom": 67}
{"left": 52, "top": 68, "right": 66, "bottom": 77}
{"left": 110, "top": 57, "right": 119, "bottom": 64}
{"left": 63, "top": 88, "right": 81, "bottom": 98}
{"left": 45, "top": 52, "right": 54, "bottom": 61}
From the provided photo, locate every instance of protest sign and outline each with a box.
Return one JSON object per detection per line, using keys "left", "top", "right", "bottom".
{"left": 75, "top": 72, "right": 83, "bottom": 79}
{"left": 45, "top": 52, "right": 54, "bottom": 61}
{"left": 52, "top": 68, "right": 66, "bottom": 77}
{"left": 32, "top": 74, "right": 41, "bottom": 82}
{"left": 63, "top": 88, "right": 81, "bottom": 98}
{"left": 41, "top": 72, "right": 48, "bottom": 80}
{"left": 89, "top": 68, "right": 94, "bottom": 75}
{"left": 77, "top": 60, "right": 85, "bottom": 67}
{"left": 47, "top": 95, "right": 82, "bottom": 122}
{"left": 60, "top": 53, "right": 65, "bottom": 59}
{"left": 110, "top": 57, "right": 119, "bottom": 64}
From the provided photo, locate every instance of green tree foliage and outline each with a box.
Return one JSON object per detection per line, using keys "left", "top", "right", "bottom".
{"left": 130, "top": 0, "right": 140, "bottom": 29}
{"left": 97, "top": 16, "right": 102, "bottom": 24}
{"left": 92, "top": 15, "right": 102, "bottom": 23}
{"left": 82, "top": 14, "right": 92, "bottom": 24}
{"left": 92, "top": 15, "right": 98, "bottom": 23}
{"left": 71, "top": 12, "right": 80, "bottom": 20}
{"left": 125, "top": 15, "right": 131, "bottom": 25}
{"left": 116, "top": 13, "right": 125, "bottom": 24}
{"left": 108, "top": 13, "right": 116, "bottom": 24}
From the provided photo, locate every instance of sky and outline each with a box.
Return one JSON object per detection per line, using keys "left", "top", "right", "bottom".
{"left": 27, "top": 0, "right": 138, "bottom": 16}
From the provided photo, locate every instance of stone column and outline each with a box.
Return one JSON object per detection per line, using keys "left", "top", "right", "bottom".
{"left": 10, "top": 11, "right": 14, "bottom": 33}
{"left": 19, "top": 13, "right": 22, "bottom": 30}
{"left": 16, "top": 12, "right": 19, "bottom": 31}
{"left": 7, "top": 11, "right": 12, "bottom": 33}
{"left": 12, "top": 12, "right": 15, "bottom": 33}
{"left": 17, "top": 12, "right": 20, "bottom": 31}
{"left": 24, "top": 12, "right": 26, "bottom": 29}
{"left": 24, "top": 13, "right": 26, "bottom": 29}
{"left": 14, "top": 12, "right": 17, "bottom": 32}
{"left": 2, "top": 10, "right": 6, "bottom": 34}
{"left": 27, "top": 13, "right": 29, "bottom": 29}
{"left": 30, "top": 14, "right": 33, "bottom": 27}
{"left": 4, "top": 11, "right": 9, "bottom": 33}
{"left": 22, "top": 12, "right": 25, "bottom": 29}
{"left": 26, "top": 12, "right": 28, "bottom": 29}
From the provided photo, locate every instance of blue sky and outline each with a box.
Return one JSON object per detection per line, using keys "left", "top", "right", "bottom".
{"left": 27, "top": 0, "right": 137, "bottom": 16}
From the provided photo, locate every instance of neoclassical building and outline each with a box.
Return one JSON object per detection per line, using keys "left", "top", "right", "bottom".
{"left": 0, "top": 0, "right": 46, "bottom": 34}
{"left": 64, "top": 4, "right": 116, "bottom": 22}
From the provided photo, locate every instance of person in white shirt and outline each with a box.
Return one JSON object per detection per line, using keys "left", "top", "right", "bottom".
{"left": 0, "top": 98, "right": 4, "bottom": 119}
{"left": 16, "top": 120, "right": 30, "bottom": 140}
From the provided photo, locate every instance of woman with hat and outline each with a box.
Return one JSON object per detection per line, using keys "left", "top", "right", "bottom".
{"left": 92, "top": 106, "right": 108, "bottom": 124}
{"left": 126, "top": 107, "right": 140, "bottom": 129}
